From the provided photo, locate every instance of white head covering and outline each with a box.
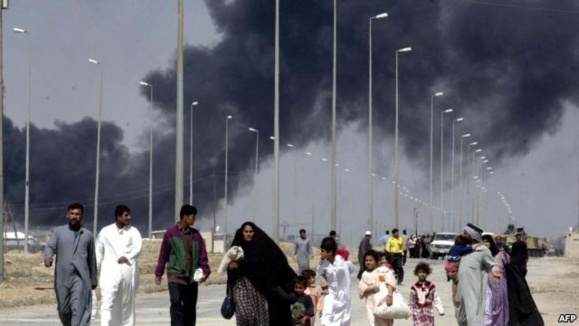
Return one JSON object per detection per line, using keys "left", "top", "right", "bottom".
{"left": 464, "top": 223, "right": 483, "bottom": 243}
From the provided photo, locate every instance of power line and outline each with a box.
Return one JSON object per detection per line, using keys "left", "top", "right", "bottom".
{"left": 457, "top": 0, "right": 579, "bottom": 14}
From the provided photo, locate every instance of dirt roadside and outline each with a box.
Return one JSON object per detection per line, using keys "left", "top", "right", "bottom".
{"left": 526, "top": 257, "right": 579, "bottom": 324}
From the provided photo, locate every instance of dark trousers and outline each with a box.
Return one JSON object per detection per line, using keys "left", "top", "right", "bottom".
{"left": 391, "top": 253, "right": 404, "bottom": 284}
{"left": 168, "top": 282, "right": 198, "bottom": 326}
{"left": 357, "top": 261, "right": 366, "bottom": 280}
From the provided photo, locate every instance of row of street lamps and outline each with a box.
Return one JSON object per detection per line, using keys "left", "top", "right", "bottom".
{"left": 8, "top": 7, "right": 503, "bottom": 247}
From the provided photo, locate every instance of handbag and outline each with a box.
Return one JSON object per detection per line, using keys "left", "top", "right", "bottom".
{"left": 221, "top": 285, "right": 235, "bottom": 319}
{"left": 373, "top": 287, "right": 411, "bottom": 319}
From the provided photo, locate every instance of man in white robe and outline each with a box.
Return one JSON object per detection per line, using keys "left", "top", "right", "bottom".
{"left": 317, "top": 236, "right": 354, "bottom": 326}
{"left": 96, "top": 205, "right": 142, "bottom": 326}
{"left": 294, "top": 228, "right": 313, "bottom": 273}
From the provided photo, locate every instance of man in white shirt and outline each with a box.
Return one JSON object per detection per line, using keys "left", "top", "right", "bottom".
{"left": 96, "top": 205, "right": 142, "bottom": 326}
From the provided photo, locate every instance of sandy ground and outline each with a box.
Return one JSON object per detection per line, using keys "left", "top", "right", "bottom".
{"left": 0, "top": 240, "right": 226, "bottom": 307}
{"left": 0, "top": 240, "right": 297, "bottom": 308}
{"left": 524, "top": 256, "right": 579, "bottom": 324}
{"left": 0, "top": 241, "right": 577, "bottom": 326}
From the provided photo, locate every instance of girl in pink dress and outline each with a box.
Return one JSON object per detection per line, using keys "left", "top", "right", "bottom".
{"left": 302, "top": 269, "right": 321, "bottom": 326}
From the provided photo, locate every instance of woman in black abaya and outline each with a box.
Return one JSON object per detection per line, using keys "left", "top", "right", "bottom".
{"left": 505, "top": 262, "right": 544, "bottom": 326}
{"left": 227, "top": 222, "right": 297, "bottom": 326}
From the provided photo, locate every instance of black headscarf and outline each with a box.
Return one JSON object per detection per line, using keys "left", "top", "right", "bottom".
{"left": 482, "top": 234, "right": 499, "bottom": 256}
{"left": 228, "top": 221, "right": 295, "bottom": 287}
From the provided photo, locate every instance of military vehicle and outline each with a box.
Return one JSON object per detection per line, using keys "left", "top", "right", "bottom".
{"left": 501, "top": 224, "right": 551, "bottom": 257}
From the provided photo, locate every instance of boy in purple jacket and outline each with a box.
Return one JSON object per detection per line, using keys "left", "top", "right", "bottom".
{"left": 155, "top": 205, "right": 211, "bottom": 325}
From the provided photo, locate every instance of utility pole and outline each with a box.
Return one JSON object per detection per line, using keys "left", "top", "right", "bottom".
{"left": 212, "top": 170, "right": 217, "bottom": 252}
{"left": 414, "top": 207, "right": 418, "bottom": 236}
{"left": 174, "top": 0, "right": 185, "bottom": 221}
{"left": 0, "top": 0, "right": 9, "bottom": 283}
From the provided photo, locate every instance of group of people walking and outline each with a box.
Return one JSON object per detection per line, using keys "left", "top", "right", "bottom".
{"left": 406, "top": 233, "right": 434, "bottom": 259}
{"left": 44, "top": 203, "right": 146, "bottom": 326}
{"left": 43, "top": 203, "right": 210, "bottom": 326}
{"left": 42, "top": 202, "right": 541, "bottom": 326}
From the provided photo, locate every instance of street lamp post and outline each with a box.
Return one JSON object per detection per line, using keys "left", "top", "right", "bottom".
{"left": 330, "top": 0, "right": 338, "bottom": 232}
{"left": 472, "top": 149, "right": 482, "bottom": 180}
{"left": 139, "top": 81, "right": 154, "bottom": 239}
{"left": 459, "top": 134, "right": 471, "bottom": 229}
{"left": 429, "top": 92, "right": 443, "bottom": 232}
{"left": 12, "top": 27, "right": 31, "bottom": 252}
{"left": 249, "top": 127, "right": 259, "bottom": 222}
{"left": 477, "top": 156, "right": 488, "bottom": 226}
{"left": 440, "top": 108, "right": 453, "bottom": 231}
{"left": 274, "top": 0, "right": 280, "bottom": 242}
{"left": 287, "top": 143, "right": 297, "bottom": 208}
{"left": 175, "top": 0, "right": 185, "bottom": 221}
{"left": 304, "top": 151, "right": 315, "bottom": 236}
{"left": 394, "top": 47, "right": 412, "bottom": 228}
{"left": 88, "top": 58, "right": 103, "bottom": 237}
{"left": 394, "top": 46, "right": 412, "bottom": 229}
{"left": 224, "top": 115, "right": 233, "bottom": 237}
{"left": 470, "top": 147, "right": 482, "bottom": 223}
{"left": 189, "top": 101, "right": 198, "bottom": 205}
{"left": 1, "top": 3, "right": 7, "bottom": 282}
{"left": 368, "top": 11, "right": 388, "bottom": 242}
{"left": 451, "top": 117, "right": 464, "bottom": 232}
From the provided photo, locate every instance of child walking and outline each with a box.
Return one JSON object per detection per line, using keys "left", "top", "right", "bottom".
{"left": 358, "top": 250, "right": 396, "bottom": 326}
{"left": 410, "top": 262, "right": 444, "bottom": 326}
{"left": 290, "top": 276, "right": 315, "bottom": 325}
{"left": 301, "top": 269, "right": 322, "bottom": 326}
{"left": 317, "top": 236, "right": 354, "bottom": 326}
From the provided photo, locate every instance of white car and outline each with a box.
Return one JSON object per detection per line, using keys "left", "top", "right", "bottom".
{"left": 429, "top": 232, "right": 459, "bottom": 260}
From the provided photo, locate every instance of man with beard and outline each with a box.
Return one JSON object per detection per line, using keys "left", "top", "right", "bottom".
{"left": 294, "top": 229, "right": 313, "bottom": 274}
{"left": 95, "top": 205, "right": 142, "bottom": 325}
{"left": 44, "top": 203, "right": 98, "bottom": 326}
{"left": 454, "top": 223, "right": 501, "bottom": 326}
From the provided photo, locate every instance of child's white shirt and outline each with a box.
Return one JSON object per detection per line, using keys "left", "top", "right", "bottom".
{"left": 316, "top": 255, "right": 354, "bottom": 326}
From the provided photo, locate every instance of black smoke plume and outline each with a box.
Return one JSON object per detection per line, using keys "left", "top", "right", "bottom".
{"left": 5, "top": 0, "right": 579, "bottom": 233}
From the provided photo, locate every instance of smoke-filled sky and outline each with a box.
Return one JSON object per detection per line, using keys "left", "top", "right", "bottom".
{"left": 3, "top": 0, "right": 579, "bottom": 244}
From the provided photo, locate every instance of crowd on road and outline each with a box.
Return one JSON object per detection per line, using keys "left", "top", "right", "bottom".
{"left": 41, "top": 202, "right": 543, "bottom": 326}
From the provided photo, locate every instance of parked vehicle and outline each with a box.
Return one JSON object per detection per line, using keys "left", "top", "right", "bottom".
{"left": 502, "top": 224, "right": 551, "bottom": 257}
{"left": 3, "top": 231, "right": 43, "bottom": 253}
{"left": 429, "top": 232, "right": 458, "bottom": 260}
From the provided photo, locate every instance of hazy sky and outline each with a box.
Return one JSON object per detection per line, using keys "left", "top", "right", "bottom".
{"left": 2, "top": 0, "right": 579, "bottom": 246}
{"left": 4, "top": 0, "right": 217, "bottom": 147}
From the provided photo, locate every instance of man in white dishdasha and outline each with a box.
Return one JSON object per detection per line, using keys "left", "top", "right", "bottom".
{"left": 95, "top": 205, "right": 142, "bottom": 326}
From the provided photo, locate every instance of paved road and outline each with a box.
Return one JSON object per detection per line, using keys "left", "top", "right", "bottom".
{"left": 0, "top": 259, "right": 460, "bottom": 325}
